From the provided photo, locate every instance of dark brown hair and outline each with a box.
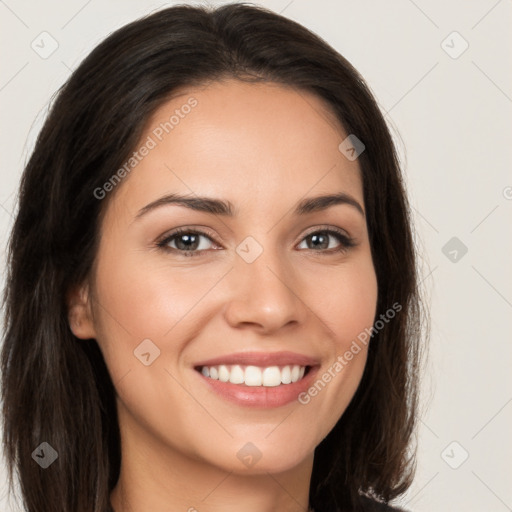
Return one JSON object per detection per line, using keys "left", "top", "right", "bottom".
{"left": 1, "top": 3, "right": 424, "bottom": 512}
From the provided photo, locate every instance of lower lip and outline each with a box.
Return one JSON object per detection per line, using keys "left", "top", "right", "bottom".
{"left": 195, "top": 366, "right": 320, "bottom": 408}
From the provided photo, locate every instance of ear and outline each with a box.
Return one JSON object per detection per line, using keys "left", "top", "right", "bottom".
{"left": 66, "top": 282, "right": 97, "bottom": 340}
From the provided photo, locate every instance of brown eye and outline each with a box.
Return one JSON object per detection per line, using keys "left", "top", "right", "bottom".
{"left": 298, "top": 228, "right": 356, "bottom": 254}
{"left": 157, "top": 228, "right": 218, "bottom": 257}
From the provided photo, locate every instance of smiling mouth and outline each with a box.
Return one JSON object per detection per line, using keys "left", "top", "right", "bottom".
{"left": 195, "top": 364, "right": 312, "bottom": 387}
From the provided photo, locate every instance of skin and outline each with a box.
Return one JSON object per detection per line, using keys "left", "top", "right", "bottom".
{"left": 68, "top": 79, "right": 378, "bottom": 512}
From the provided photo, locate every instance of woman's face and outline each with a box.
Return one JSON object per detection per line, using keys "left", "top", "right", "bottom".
{"left": 71, "top": 79, "right": 377, "bottom": 475}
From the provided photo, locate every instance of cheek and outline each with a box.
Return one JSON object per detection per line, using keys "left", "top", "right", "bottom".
{"left": 300, "top": 256, "right": 377, "bottom": 426}
{"left": 90, "top": 245, "right": 227, "bottom": 378}
{"left": 337, "top": 266, "right": 377, "bottom": 342}
{"left": 311, "top": 255, "right": 378, "bottom": 345}
{"left": 329, "top": 259, "right": 378, "bottom": 383}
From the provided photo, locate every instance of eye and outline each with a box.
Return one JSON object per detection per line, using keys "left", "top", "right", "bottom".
{"left": 297, "top": 227, "right": 356, "bottom": 254}
{"left": 156, "top": 227, "right": 218, "bottom": 257}
{"left": 156, "top": 225, "right": 356, "bottom": 257}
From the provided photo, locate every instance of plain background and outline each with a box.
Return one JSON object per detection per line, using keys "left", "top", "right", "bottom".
{"left": 0, "top": 1, "right": 511, "bottom": 511}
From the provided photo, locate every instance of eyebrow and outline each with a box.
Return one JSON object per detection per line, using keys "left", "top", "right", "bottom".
{"left": 134, "top": 191, "right": 365, "bottom": 220}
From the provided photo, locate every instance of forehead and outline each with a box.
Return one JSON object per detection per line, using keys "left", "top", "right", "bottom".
{"left": 107, "top": 79, "right": 363, "bottom": 218}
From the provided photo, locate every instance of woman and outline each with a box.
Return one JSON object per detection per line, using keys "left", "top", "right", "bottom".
{"left": 1, "top": 3, "right": 424, "bottom": 512}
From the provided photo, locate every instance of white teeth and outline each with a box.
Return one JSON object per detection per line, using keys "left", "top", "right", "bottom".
{"left": 218, "top": 365, "right": 230, "bottom": 382}
{"left": 262, "top": 366, "right": 281, "bottom": 387}
{"left": 229, "top": 365, "right": 244, "bottom": 384}
{"left": 244, "top": 366, "right": 262, "bottom": 386}
{"left": 199, "top": 364, "right": 308, "bottom": 387}
{"left": 281, "top": 365, "right": 292, "bottom": 384}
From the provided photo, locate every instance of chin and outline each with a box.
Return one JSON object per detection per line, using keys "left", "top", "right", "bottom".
{"left": 200, "top": 438, "right": 315, "bottom": 476}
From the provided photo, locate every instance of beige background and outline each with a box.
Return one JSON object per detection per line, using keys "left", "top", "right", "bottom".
{"left": 1, "top": 1, "right": 511, "bottom": 510}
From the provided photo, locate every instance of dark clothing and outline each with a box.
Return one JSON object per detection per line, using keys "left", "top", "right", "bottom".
{"left": 315, "top": 495, "right": 409, "bottom": 512}
{"left": 360, "top": 495, "right": 408, "bottom": 511}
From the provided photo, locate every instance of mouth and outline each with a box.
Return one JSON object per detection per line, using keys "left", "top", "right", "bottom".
{"left": 192, "top": 351, "right": 321, "bottom": 408}
{"left": 194, "top": 364, "right": 312, "bottom": 387}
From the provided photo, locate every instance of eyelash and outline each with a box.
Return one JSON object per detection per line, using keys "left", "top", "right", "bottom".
{"left": 156, "top": 226, "right": 356, "bottom": 258}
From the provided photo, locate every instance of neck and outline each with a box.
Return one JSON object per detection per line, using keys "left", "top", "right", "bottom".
{"left": 110, "top": 408, "right": 314, "bottom": 512}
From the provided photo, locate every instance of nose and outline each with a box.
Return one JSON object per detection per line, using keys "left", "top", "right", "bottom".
{"left": 223, "top": 240, "right": 308, "bottom": 334}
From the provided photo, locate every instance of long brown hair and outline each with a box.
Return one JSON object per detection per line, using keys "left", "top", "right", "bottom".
{"left": 1, "top": 3, "right": 424, "bottom": 511}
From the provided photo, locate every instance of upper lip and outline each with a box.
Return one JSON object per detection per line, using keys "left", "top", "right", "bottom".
{"left": 194, "top": 351, "right": 320, "bottom": 368}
